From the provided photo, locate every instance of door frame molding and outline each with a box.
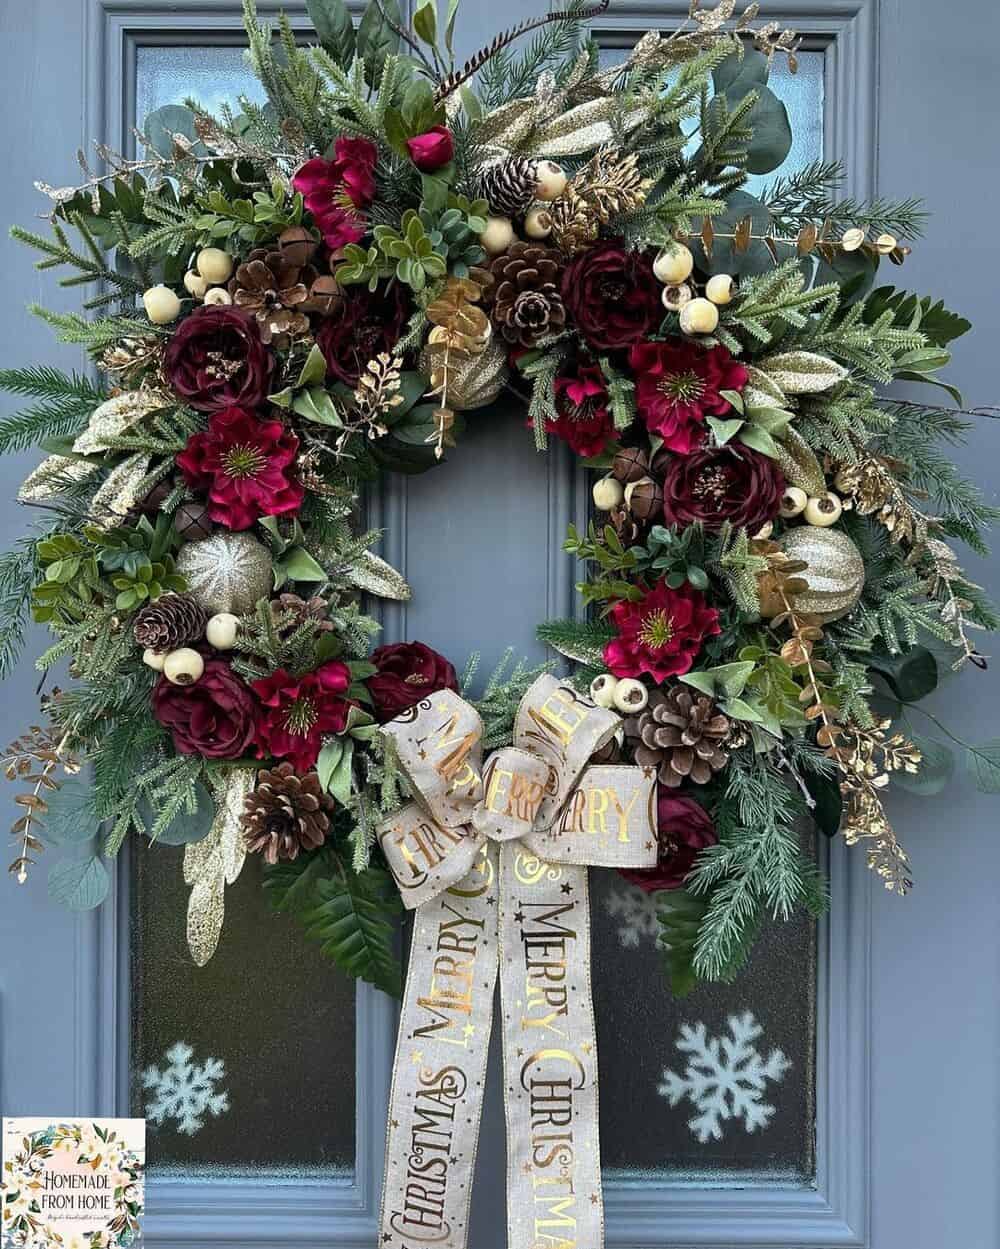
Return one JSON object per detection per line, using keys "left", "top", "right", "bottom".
{"left": 74, "top": 1, "right": 877, "bottom": 1245}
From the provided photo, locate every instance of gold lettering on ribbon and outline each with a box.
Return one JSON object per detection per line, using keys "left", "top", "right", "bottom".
{"left": 557, "top": 785, "right": 642, "bottom": 843}
{"left": 414, "top": 900, "right": 484, "bottom": 1048}
{"left": 390, "top": 1064, "right": 468, "bottom": 1243}
{"left": 389, "top": 818, "right": 467, "bottom": 888}
{"left": 524, "top": 686, "right": 592, "bottom": 758}
{"left": 483, "top": 759, "right": 546, "bottom": 823}
{"left": 417, "top": 708, "right": 481, "bottom": 794}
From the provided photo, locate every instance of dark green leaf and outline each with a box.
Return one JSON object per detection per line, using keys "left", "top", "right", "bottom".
{"left": 656, "top": 889, "right": 709, "bottom": 997}
{"left": 142, "top": 105, "right": 201, "bottom": 159}
{"left": 868, "top": 644, "right": 938, "bottom": 703}
{"left": 744, "top": 86, "right": 792, "bottom": 175}
{"left": 695, "top": 191, "right": 774, "bottom": 278}
{"left": 264, "top": 844, "right": 341, "bottom": 915}
{"left": 302, "top": 866, "right": 403, "bottom": 996}
{"left": 306, "top": 0, "right": 356, "bottom": 63}
{"left": 803, "top": 769, "right": 842, "bottom": 837}
{"left": 357, "top": 0, "right": 401, "bottom": 87}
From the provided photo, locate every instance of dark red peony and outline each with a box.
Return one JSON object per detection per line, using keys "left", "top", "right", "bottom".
{"left": 543, "top": 359, "right": 619, "bottom": 457}
{"left": 252, "top": 661, "right": 354, "bottom": 771}
{"left": 604, "top": 580, "right": 721, "bottom": 683}
{"left": 619, "top": 790, "right": 717, "bottom": 892}
{"left": 316, "top": 281, "right": 411, "bottom": 385}
{"left": 164, "top": 305, "right": 274, "bottom": 413}
{"left": 292, "top": 137, "right": 378, "bottom": 250}
{"left": 368, "top": 641, "right": 459, "bottom": 722}
{"left": 561, "top": 241, "right": 662, "bottom": 352}
{"left": 153, "top": 658, "right": 258, "bottom": 759}
{"left": 176, "top": 406, "right": 304, "bottom": 531}
{"left": 658, "top": 445, "right": 786, "bottom": 532}
{"left": 406, "top": 125, "right": 454, "bottom": 172}
{"left": 629, "top": 339, "right": 749, "bottom": 454}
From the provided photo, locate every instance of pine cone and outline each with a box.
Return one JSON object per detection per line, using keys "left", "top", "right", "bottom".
{"left": 242, "top": 762, "right": 335, "bottom": 864}
{"left": 487, "top": 242, "right": 566, "bottom": 348}
{"left": 479, "top": 157, "right": 539, "bottom": 218}
{"left": 133, "top": 593, "right": 209, "bottom": 653}
{"left": 269, "top": 593, "right": 334, "bottom": 639}
{"left": 229, "top": 247, "right": 316, "bottom": 343}
{"left": 625, "top": 687, "right": 731, "bottom": 787}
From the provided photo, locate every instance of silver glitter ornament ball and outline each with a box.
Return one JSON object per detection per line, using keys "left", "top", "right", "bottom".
{"left": 176, "top": 531, "right": 273, "bottom": 615}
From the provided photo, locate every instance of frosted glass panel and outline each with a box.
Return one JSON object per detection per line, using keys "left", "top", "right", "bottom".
{"left": 747, "top": 51, "right": 824, "bottom": 192}
{"left": 129, "top": 45, "right": 355, "bottom": 1179}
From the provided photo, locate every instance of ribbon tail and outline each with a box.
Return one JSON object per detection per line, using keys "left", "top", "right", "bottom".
{"left": 499, "top": 844, "right": 605, "bottom": 1249}
{"left": 380, "top": 841, "right": 500, "bottom": 1249}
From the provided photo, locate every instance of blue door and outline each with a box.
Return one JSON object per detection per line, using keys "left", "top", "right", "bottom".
{"left": 1, "top": 2, "right": 998, "bottom": 1247}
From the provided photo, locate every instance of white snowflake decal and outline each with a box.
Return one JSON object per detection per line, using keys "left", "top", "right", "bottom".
{"left": 142, "top": 1041, "right": 230, "bottom": 1135}
{"left": 658, "top": 1011, "right": 790, "bottom": 1143}
{"left": 603, "top": 881, "right": 659, "bottom": 948}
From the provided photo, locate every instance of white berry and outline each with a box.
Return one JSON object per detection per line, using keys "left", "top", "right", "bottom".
{"left": 653, "top": 243, "right": 694, "bottom": 285}
{"left": 661, "top": 283, "right": 693, "bottom": 312}
{"left": 142, "top": 284, "right": 181, "bottom": 325}
{"left": 142, "top": 647, "right": 166, "bottom": 671}
{"left": 163, "top": 647, "right": 205, "bottom": 686}
{"left": 592, "top": 476, "right": 625, "bottom": 511}
{"left": 478, "top": 215, "right": 515, "bottom": 256}
{"left": 203, "top": 286, "right": 233, "bottom": 306}
{"left": 841, "top": 227, "right": 865, "bottom": 252}
{"left": 524, "top": 206, "right": 553, "bottom": 239}
{"left": 804, "top": 492, "right": 843, "bottom": 527}
{"left": 590, "top": 674, "right": 619, "bottom": 708}
{"left": 679, "top": 297, "right": 719, "bottom": 335}
{"left": 705, "top": 273, "right": 735, "bottom": 305}
{"left": 196, "top": 247, "right": 234, "bottom": 283}
{"left": 612, "top": 677, "right": 648, "bottom": 714}
{"left": 875, "top": 232, "right": 898, "bottom": 254}
{"left": 779, "top": 486, "right": 809, "bottom": 518}
{"left": 183, "top": 269, "right": 209, "bottom": 298}
{"left": 534, "top": 161, "right": 567, "bottom": 201}
{"left": 205, "top": 611, "right": 240, "bottom": 650}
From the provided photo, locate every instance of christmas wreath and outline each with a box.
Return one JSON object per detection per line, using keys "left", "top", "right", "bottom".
{"left": 1, "top": 2, "right": 997, "bottom": 1235}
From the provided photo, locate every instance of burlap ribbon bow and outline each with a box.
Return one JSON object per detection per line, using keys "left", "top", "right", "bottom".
{"left": 377, "top": 674, "right": 658, "bottom": 1249}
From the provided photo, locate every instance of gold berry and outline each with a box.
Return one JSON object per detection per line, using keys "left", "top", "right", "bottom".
{"left": 804, "top": 492, "right": 843, "bottom": 527}
{"left": 203, "top": 287, "right": 233, "bottom": 306}
{"left": 142, "top": 648, "right": 166, "bottom": 671}
{"left": 652, "top": 243, "right": 694, "bottom": 285}
{"left": 612, "top": 677, "right": 648, "bottom": 714}
{"left": 142, "top": 284, "right": 181, "bottom": 325}
{"left": 661, "top": 283, "right": 693, "bottom": 312}
{"left": 679, "top": 297, "right": 719, "bottom": 335}
{"left": 196, "top": 247, "right": 234, "bottom": 283}
{"left": 589, "top": 674, "right": 619, "bottom": 708}
{"left": 779, "top": 486, "right": 809, "bottom": 518}
{"left": 205, "top": 612, "right": 240, "bottom": 650}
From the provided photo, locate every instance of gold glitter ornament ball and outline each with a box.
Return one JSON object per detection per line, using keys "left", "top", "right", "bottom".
{"left": 176, "top": 531, "right": 274, "bottom": 615}
{"left": 418, "top": 338, "right": 508, "bottom": 411}
{"left": 777, "top": 526, "right": 865, "bottom": 622}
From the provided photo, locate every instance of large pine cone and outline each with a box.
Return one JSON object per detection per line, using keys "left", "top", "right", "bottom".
{"left": 242, "top": 762, "right": 335, "bottom": 864}
{"left": 487, "top": 242, "right": 566, "bottom": 348}
{"left": 133, "top": 592, "right": 208, "bottom": 653}
{"left": 229, "top": 247, "right": 316, "bottom": 343}
{"left": 479, "top": 157, "right": 539, "bottom": 218}
{"left": 625, "top": 687, "right": 731, "bottom": 787}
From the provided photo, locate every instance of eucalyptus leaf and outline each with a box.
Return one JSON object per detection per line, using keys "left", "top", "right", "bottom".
{"left": 965, "top": 740, "right": 1000, "bottom": 793}
{"left": 48, "top": 855, "right": 109, "bottom": 911}
{"left": 142, "top": 782, "right": 216, "bottom": 846}
{"left": 306, "top": 0, "right": 356, "bottom": 63}
{"left": 41, "top": 777, "right": 101, "bottom": 848}
{"left": 142, "top": 105, "right": 201, "bottom": 159}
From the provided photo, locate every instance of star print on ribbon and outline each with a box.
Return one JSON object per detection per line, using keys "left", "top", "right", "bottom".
{"left": 377, "top": 674, "right": 658, "bottom": 1249}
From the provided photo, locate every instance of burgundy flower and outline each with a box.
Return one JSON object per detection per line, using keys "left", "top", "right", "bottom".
{"left": 629, "top": 339, "right": 749, "bottom": 454}
{"left": 604, "top": 580, "right": 721, "bottom": 683}
{"left": 619, "top": 791, "right": 717, "bottom": 892}
{"left": 252, "top": 661, "right": 354, "bottom": 771}
{"left": 316, "top": 281, "right": 411, "bottom": 385}
{"left": 152, "top": 658, "right": 258, "bottom": 760}
{"left": 368, "top": 641, "right": 459, "bottom": 722}
{"left": 164, "top": 305, "right": 274, "bottom": 413}
{"left": 561, "top": 241, "right": 662, "bottom": 352}
{"left": 405, "top": 125, "right": 454, "bottom": 172}
{"left": 659, "top": 445, "right": 786, "bottom": 532}
{"left": 292, "top": 137, "right": 378, "bottom": 250}
{"left": 543, "top": 359, "right": 619, "bottom": 457}
{"left": 176, "top": 406, "right": 304, "bottom": 531}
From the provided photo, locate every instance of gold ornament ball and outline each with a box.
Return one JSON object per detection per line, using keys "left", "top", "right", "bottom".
{"left": 163, "top": 647, "right": 205, "bottom": 686}
{"left": 196, "top": 247, "right": 234, "bottom": 283}
{"left": 592, "top": 476, "right": 624, "bottom": 511}
{"left": 777, "top": 526, "right": 866, "bottom": 622}
{"left": 679, "top": 297, "right": 719, "bottom": 335}
{"left": 590, "top": 674, "right": 618, "bottom": 708}
{"left": 524, "top": 206, "right": 553, "bottom": 239}
{"left": 142, "top": 284, "right": 181, "bottom": 325}
{"left": 418, "top": 338, "right": 508, "bottom": 411}
{"left": 183, "top": 270, "right": 209, "bottom": 298}
{"left": 705, "top": 273, "right": 735, "bottom": 305}
{"left": 653, "top": 243, "right": 694, "bottom": 285}
{"left": 176, "top": 531, "right": 274, "bottom": 615}
{"left": 205, "top": 611, "right": 240, "bottom": 650}
{"left": 534, "top": 161, "right": 567, "bottom": 201}
{"left": 479, "top": 216, "right": 515, "bottom": 256}
{"left": 203, "top": 287, "right": 233, "bottom": 306}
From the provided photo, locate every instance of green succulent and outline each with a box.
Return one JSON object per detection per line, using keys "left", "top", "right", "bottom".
{"left": 89, "top": 513, "right": 186, "bottom": 611}
{"left": 417, "top": 196, "right": 488, "bottom": 278}
{"left": 372, "top": 211, "right": 448, "bottom": 291}
{"left": 335, "top": 242, "right": 394, "bottom": 290}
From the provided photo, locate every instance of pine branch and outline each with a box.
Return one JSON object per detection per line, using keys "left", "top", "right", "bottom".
{"left": 29, "top": 306, "right": 162, "bottom": 350}
{"left": 763, "top": 159, "right": 929, "bottom": 239}
{"left": 0, "top": 368, "right": 104, "bottom": 453}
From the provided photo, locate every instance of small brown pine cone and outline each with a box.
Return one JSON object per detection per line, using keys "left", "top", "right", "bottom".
{"left": 487, "top": 242, "right": 566, "bottom": 348}
{"left": 624, "top": 686, "right": 731, "bottom": 787}
{"left": 479, "top": 157, "right": 539, "bottom": 218}
{"left": 242, "top": 762, "right": 335, "bottom": 864}
{"left": 269, "top": 594, "right": 334, "bottom": 639}
{"left": 229, "top": 247, "right": 316, "bottom": 343}
{"left": 133, "top": 592, "right": 208, "bottom": 653}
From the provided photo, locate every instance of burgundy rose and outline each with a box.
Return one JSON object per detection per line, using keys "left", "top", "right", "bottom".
{"left": 164, "top": 305, "right": 273, "bottom": 413}
{"left": 405, "top": 125, "right": 454, "bottom": 172}
{"left": 368, "top": 641, "right": 459, "bottom": 723}
{"left": 176, "top": 406, "right": 304, "bottom": 531}
{"left": 619, "top": 791, "right": 717, "bottom": 892}
{"left": 316, "top": 281, "right": 411, "bottom": 385}
{"left": 659, "top": 445, "right": 786, "bottom": 532}
{"left": 561, "top": 241, "right": 662, "bottom": 352}
{"left": 543, "top": 359, "right": 618, "bottom": 457}
{"left": 629, "top": 339, "right": 749, "bottom": 454}
{"left": 604, "top": 579, "right": 721, "bottom": 684}
{"left": 292, "top": 137, "right": 378, "bottom": 250}
{"left": 152, "top": 658, "right": 258, "bottom": 760}
{"left": 252, "top": 661, "right": 354, "bottom": 771}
